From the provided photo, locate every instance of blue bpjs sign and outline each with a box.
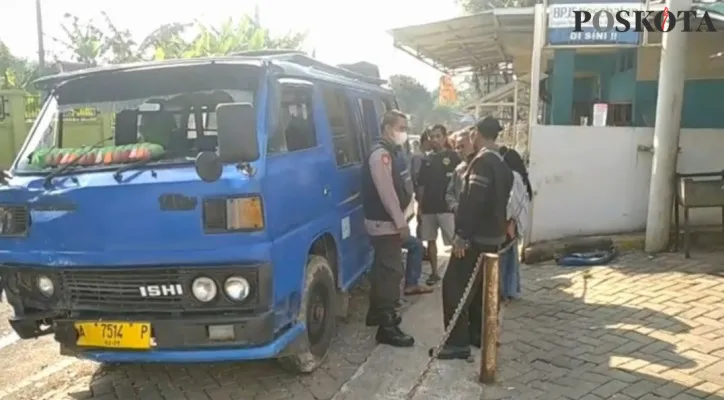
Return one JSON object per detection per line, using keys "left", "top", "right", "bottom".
{"left": 548, "top": 0, "right": 643, "bottom": 46}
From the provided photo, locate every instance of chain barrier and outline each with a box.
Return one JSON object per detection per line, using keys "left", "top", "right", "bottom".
{"left": 404, "top": 239, "right": 516, "bottom": 400}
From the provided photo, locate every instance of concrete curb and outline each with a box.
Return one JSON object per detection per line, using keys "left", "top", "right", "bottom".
{"left": 523, "top": 233, "right": 646, "bottom": 264}
{"left": 522, "top": 227, "right": 724, "bottom": 264}
{"left": 332, "top": 255, "right": 492, "bottom": 400}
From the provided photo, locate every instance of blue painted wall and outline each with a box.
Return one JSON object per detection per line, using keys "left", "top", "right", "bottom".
{"left": 546, "top": 48, "right": 724, "bottom": 128}
{"left": 549, "top": 50, "right": 575, "bottom": 125}
{"left": 634, "top": 80, "right": 724, "bottom": 128}
{"left": 547, "top": 49, "right": 636, "bottom": 124}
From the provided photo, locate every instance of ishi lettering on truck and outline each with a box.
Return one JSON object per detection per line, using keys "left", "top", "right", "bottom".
{"left": 0, "top": 52, "right": 401, "bottom": 374}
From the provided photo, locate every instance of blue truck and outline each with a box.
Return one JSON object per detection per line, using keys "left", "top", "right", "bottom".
{"left": 0, "top": 52, "right": 404, "bottom": 373}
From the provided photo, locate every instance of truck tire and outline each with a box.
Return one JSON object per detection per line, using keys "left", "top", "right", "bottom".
{"left": 277, "top": 255, "right": 337, "bottom": 373}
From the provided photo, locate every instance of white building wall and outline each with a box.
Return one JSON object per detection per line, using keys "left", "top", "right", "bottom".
{"left": 529, "top": 125, "right": 724, "bottom": 242}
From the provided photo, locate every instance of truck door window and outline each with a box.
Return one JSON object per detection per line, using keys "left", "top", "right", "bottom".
{"left": 382, "top": 97, "right": 396, "bottom": 112}
{"left": 356, "top": 98, "right": 378, "bottom": 155}
{"left": 268, "top": 85, "right": 317, "bottom": 154}
{"left": 373, "top": 98, "right": 385, "bottom": 123}
{"left": 321, "top": 87, "right": 361, "bottom": 167}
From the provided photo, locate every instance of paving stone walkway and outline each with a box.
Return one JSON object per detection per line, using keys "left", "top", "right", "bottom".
{"left": 413, "top": 251, "right": 724, "bottom": 399}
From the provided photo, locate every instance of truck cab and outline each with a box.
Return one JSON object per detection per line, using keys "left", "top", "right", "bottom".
{"left": 0, "top": 53, "right": 402, "bottom": 372}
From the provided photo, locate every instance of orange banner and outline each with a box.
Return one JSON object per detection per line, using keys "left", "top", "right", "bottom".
{"left": 438, "top": 75, "right": 457, "bottom": 105}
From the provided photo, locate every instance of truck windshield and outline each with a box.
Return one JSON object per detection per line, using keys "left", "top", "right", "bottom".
{"left": 14, "top": 64, "right": 258, "bottom": 173}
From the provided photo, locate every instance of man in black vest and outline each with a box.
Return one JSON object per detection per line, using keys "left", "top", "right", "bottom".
{"left": 362, "top": 109, "right": 415, "bottom": 348}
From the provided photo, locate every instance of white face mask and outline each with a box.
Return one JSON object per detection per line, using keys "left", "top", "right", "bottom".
{"left": 393, "top": 131, "right": 408, "bottom": 145}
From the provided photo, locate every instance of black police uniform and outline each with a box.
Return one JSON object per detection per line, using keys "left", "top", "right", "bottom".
{"left": 362, "top": 140, "right": 415, "bottom": 347}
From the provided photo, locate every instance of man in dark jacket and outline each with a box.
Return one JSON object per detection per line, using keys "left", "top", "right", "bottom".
{"left": 434, "top": 116, "right": 513, "bottom": 360}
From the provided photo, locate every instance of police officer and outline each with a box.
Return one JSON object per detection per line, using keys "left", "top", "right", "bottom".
{"left": 435, "top": 116, "right": 513, "bottom": 360}
{"left": 362, "top": 109, "right": 415, "bottom": 348}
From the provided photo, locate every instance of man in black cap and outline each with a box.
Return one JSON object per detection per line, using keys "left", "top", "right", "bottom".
{"left": 434, "top": 116, "right": 514, "bottom": 360}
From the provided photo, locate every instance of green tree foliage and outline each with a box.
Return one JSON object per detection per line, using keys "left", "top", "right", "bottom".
{"left": 0, "top": 11, "right": 306, "bottom": 89}
{"left": 52, "top": 12, "right": 307, "bottom": 65}
{"left": 389, "top": 75, "right": 434, "bottom": 114}
{"left": 153, "top": 17, "right": 306, "bottom": 60}
{"left": 0, "top": 41, "right": 39, "bottom": 89}
{"left": 52, "top": 13, "right": 107, "bottom": 66}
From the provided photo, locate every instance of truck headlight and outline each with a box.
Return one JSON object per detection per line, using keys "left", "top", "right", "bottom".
{"left": 191, "top": 277, "right": 217, "bottom": 302}
{"left": 37, "top": 275, "right": 54, "bottom": 297}
{"left": 224, "top": 276, "right": 250, "bottom": 301}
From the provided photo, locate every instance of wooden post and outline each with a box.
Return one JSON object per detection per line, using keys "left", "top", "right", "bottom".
{"left": 479, "top": 254, "right": 500, "bottom": 384}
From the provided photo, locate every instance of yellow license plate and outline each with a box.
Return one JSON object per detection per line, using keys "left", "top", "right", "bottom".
{"left": 74, "top": 321, "right": 151, "bottom": 349}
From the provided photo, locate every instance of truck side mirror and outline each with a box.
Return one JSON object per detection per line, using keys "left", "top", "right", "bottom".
{"left": 216, "top": 102, "right": 258, "bottom": 163}
{"left": 194, "top": 152, "right": 222, "bottom": 183}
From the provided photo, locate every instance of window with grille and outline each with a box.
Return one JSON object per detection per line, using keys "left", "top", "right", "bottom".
{"left": 607, "top": 103, "right": 633, "bottom": 126}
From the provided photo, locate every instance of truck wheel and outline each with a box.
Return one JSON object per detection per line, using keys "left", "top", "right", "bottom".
{"left": 278, "top": 255, "right": 337, "bottom": 374}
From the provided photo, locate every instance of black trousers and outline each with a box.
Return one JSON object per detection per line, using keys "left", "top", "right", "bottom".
{"left": 443, "top": 243, "right": 504, "bottom": 347}
{"left": 369, "top": 234, "right": 404, "bottom": 316}
{"left": 442, "top": 246, "right": 484, "bottom": 347}
{"left": 469, "top": 273, "right": 483, "bottom": 342}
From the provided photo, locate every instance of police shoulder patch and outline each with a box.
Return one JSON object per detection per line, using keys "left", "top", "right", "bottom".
{"left": 381, "top": 153, "right": 391, "bottom": 165}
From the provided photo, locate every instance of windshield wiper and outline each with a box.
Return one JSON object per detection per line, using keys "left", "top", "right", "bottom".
{"left": 112, "top": 151, "right": 166, "bottom": 182}
{"left": 0, "top": 170, "right": 12, "bottom": 186}
{"left": 43, "top": 136, "right": 113, "bottom": 189}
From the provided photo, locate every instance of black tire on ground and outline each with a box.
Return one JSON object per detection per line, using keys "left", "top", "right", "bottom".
{"left": 277, "top": 255, "right": 337, "bottom": 374}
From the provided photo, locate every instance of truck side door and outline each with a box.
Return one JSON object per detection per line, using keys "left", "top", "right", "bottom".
{"left": 319, "top": 86, "right": 368, "bottom": 288}
{"left": 264, "top": 79, "right": 334, "bottom": 311}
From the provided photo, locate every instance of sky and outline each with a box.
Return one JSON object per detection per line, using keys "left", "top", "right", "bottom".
{"left": 0, "top": 0, "right": 460, "bottom": 89}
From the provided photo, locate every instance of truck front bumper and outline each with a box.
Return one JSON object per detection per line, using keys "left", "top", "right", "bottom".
{"left": 66, "top": 323, "right": 306, "bottom": 364}
{"left": 10, "top": 309, "right": 305, "bottom": 363}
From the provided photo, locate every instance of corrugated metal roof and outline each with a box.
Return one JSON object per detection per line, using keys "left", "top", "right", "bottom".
{"left": 694, "top": 1, "right": 724, "bottom": 16}
{"left": 389, "top": 8, "right": 535, "bottom": 72}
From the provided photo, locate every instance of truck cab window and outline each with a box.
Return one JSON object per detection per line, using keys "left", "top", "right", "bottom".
{"left": 382, "top": 97, "right": 397, "bottom": 112}
{"left": 322, "top": 87, "right": 361, "bottom": 167}
{"left": 268, "top": 86, "right": 317, "bottom": 154}
{"left": 356, "top": 97, "right": 378, "bottom": 155}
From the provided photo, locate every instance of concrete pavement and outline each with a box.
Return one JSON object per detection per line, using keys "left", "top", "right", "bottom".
{"left": 336, "top": 250, "right": 724, "bottom": 400}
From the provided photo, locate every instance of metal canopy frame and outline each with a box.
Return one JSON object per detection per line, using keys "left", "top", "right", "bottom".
{"left": 388, "top": 8, "right": 535, "bottom": 74}
{"left": 389, "top": 8, "right": 538, "bottom": 152}
{"left": 463, "top": 73, "right": 548, "bottom": 149}
{"left": 464, "top": 73, "right": 549, "bottom": 111}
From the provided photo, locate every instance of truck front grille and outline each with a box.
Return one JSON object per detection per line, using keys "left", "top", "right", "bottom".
{"left": 58, "top": 266, "right": 259, "bottom": 312}
{"left": 0, "top": 205, "right": 29, "bottom": 236}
